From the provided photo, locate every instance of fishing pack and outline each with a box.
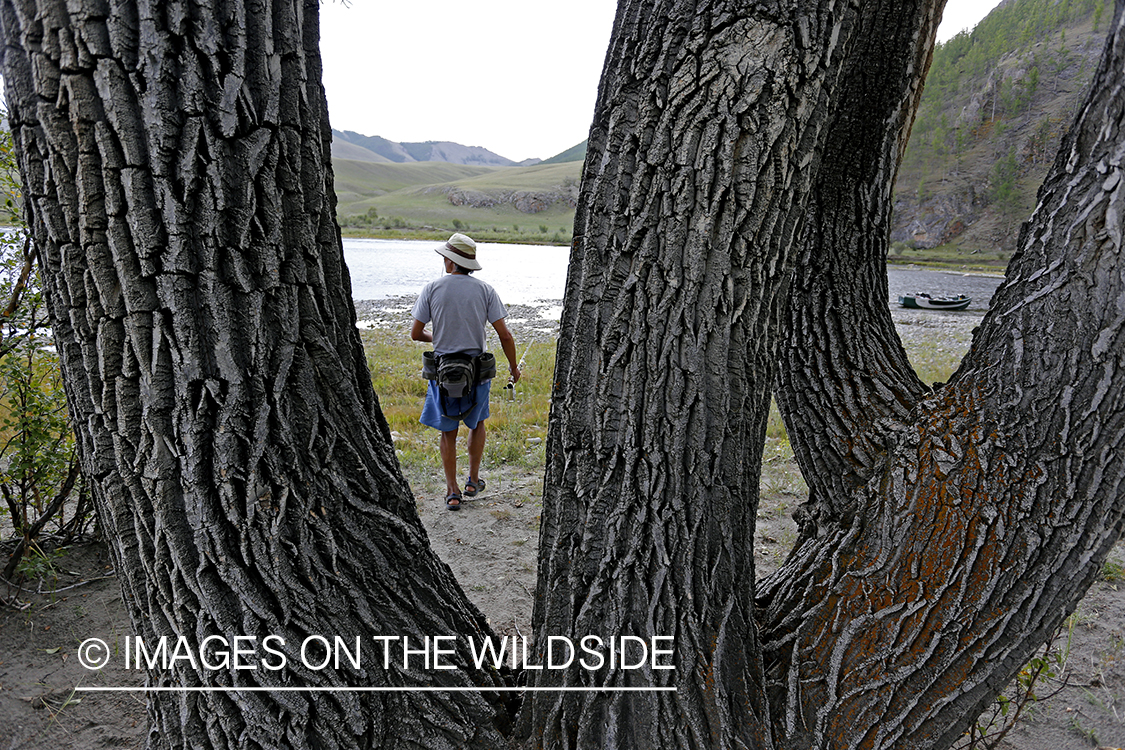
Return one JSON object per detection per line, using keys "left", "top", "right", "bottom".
{"left": 422, "top": 351, "right": 497, "bottom": 419}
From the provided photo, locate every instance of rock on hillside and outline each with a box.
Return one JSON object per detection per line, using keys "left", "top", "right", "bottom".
{"left": 426, "top": 181, "right": 579, "bottom": 215}
{"left": 891, "top": 188, "right": 979, "bottom": 248}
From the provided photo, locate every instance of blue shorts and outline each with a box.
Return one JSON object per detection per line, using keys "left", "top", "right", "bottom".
{"left": 420, "top": 380, "right": 491, "bottom": 432}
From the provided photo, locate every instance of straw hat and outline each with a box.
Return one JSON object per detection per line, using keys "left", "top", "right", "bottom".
{"left": 435, "top": 233, "right": 482, "bottom": 270}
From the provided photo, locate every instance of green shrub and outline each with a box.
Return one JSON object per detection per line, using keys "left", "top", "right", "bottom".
{"left": 0, "top": 118, "right": 90, "bottom": 582}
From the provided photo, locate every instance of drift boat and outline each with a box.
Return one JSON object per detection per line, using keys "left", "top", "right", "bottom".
{"left": 898, "top": 293, "right": 972, "bottom": 311}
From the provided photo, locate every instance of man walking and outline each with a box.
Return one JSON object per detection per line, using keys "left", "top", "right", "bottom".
{"left": 411, "top": 233, "right": 521, "bottom": 510}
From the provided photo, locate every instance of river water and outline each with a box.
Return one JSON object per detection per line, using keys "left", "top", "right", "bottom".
{"left": 344, "top": 238, "right": 1005, "bottom": 313}
{"left": 345, "top": 238, "right": 571, "bottom": 306}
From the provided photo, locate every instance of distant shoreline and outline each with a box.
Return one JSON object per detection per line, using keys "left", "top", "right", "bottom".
{"left": 340, "top": 227, "right": 571, "bottom": 248}
{"left": 341, "top": 227, "right": 1008, "bottom": 274}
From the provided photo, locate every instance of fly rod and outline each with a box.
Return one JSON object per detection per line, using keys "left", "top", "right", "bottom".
{"left": 506, "top": 339, "right": 534, "bottom": 399}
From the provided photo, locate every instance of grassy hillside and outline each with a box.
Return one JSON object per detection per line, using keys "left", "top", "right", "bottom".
{"left": 442, "top": 162, "right": 580, "bottom": 192}
{"left": 540, "top": 141, "right": 587, "bottom": 165}
{"left": 891, "top": 0, "right": 1106, "bottom": 266}
{"left": 333, "top": 161, "right": 500, "bottom": 206}
{"left": 331, "top": 136, "right": 390, "bottom": 164}
{"left": 333, "top": 160, "right": 582, "bottom": 244}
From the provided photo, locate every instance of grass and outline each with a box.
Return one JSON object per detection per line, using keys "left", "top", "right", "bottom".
{"left": 1102, "top": 555, "right": 1125, "bottom": 583}
{"left": 443, "top": 163, "right": 579, "bottom": 191}
{"left": 902, "top": 336, "right": 971, "bottom": 385}
{"left": 1068, "top": 715, "right": 1100, "bottom": 745}
{"left": 363, "top": 313, "right": 974, "bottom": 503}
{"left": 888, "top": 242, "right": 1012, "bottom": 272}
{"left": 332, "top": 161, "right": 502, "bottom": 201}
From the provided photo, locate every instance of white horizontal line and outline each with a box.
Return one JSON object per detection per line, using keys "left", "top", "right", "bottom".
{"left": 76, "top": 686, "right": 676, "bottom": 693}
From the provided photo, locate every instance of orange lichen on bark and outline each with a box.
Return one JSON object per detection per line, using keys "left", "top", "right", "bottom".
{"left": 781, "top": 380, "right": 1046, "bottom": 738}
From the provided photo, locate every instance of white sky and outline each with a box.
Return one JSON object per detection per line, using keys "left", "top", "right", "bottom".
{"left": 937, "top": 0, "right": 1005, "bottom": 43}
{"left": 318, "top": 1, "right": 1002, "bottom": 163}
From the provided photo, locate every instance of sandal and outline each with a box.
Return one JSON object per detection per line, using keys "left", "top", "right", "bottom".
{"left": 445, "top": 492, "right": 462, "bottom": 511}
{"left": 463, "top": 476, "right": 486, "bottom": 497}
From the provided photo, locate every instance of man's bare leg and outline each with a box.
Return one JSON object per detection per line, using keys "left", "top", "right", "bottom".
{"left": 440, "top": 428, "right": 460, "bottom": 505}
{"left": 467, "top": 420, "right": 486, "bottom": 489}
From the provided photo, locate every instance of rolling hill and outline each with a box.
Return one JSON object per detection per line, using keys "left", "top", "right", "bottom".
{"left": 332, "top": 130, "right": 526, "bottom": 167}
{"left": 332, "top": 157, "right": 581, "bottom": 243}
{"left": 538, "top": 141, "right": 587, "bottom": 166}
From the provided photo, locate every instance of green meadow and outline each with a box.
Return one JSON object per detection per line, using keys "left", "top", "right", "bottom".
{"left": 362, "top": 327, "right": 554, "bottom": 500}
{"left": 333, "top": 159, "right": 581, "bottom": 244}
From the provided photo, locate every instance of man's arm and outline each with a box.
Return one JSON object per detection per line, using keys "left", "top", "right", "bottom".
{"left": 410, "top": 318, "right": 432, "bottom": 343}
{"left": 491, "top": 318, "right": 520, "bottom": 383}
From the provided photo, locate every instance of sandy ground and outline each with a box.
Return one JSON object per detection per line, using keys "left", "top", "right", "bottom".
{"left": 1, "top": 299, "right": 1123, "bottom": 750}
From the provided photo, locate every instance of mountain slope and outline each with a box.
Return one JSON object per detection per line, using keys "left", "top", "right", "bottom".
{"left": 540, "top": 141, "right": 587, "bottom": 165}
{"left": 330, "top": 134, "right": 391, "bottom": 163}
{"left": 332, "top": 129, "right": 519, "bottom": 167}
{"left": 328, "top": 0, "right": 1110, "bottom": 253}
{"left": 891, "top": 0, "right": 1107, "bottom": 259}
{"left": 331, "top": 157, "right": 581, "bottom": 237}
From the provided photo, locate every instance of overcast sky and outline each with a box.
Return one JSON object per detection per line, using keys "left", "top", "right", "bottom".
{"left": 319, "top": 1, "right": 1003, "bottom": 163}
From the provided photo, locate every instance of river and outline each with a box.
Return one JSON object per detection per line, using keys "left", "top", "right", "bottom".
{"left": 344, "top": 238, "right": 571, "bottom": 306}
{"left": 343, "top": 238, "right": 1005, "bottom": 313}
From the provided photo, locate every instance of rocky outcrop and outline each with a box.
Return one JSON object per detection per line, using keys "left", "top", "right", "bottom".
{"left": 430, "top": 183, "right": 580, "bottom": 214}
{"left": 891, "top": 3, "right": 1106, "bottom": 253}
{"left": 891, "top": 188, "right": 979, "bottom": 248}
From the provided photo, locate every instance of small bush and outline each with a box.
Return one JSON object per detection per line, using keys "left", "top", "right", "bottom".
{"left": 0, "top": 119, "right": 91, "bottom": 582}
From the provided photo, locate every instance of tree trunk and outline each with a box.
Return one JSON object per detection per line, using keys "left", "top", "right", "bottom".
{"left": 523, "top": 1, "right": 948, "bottom": 748}
{"left": 528, "top": 0, "right": 1125, "bottom": 749}
{"left": 4, "top": 0, "right": 1124, "bottom": 749}
{"left": 760, "top": 2, "right": 1125, "bottom": 748}
{"left": 773, "top": 1, "right": 941, "bottom": 542}
{"left": 0, "top": 1, "right": 512, "bottom": 747}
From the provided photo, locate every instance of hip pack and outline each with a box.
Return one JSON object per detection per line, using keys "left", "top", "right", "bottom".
{"left": 422, "top": 352, "right": 497, "bottom": 419}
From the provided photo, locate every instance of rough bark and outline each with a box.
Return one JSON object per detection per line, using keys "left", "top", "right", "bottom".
{"left": 773, "top": 1, "right": 941, "bottom": 542}
{"left": 3, "top": 0, "right": 1123, "bottom": 748}
{"left": 523, "top": 1, "right": 946, "bottom": 748}
{"left": 529, "top": 0, "right": 1125, "bottom": 748}
{"left": 759, "top": 2, "right": 1125, "bottom": 748}
{"left": 0, "top": 1, "right": 512, "bottom": 748}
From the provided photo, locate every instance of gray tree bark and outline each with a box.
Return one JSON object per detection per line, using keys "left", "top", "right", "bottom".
{"left": 758, "top": 1, "right": 1125, "bottom": 747}
{"left": 527, "top": 1, "right": 1125, "bottom": 749}
{"left": 0, "top": 1, "right": 513, "bottom": 748}
{"left": 523, "top": 1, "right": 948, "bottom": 747}
{"left": 773, "top": 1, "right": 940, "bottom": 541}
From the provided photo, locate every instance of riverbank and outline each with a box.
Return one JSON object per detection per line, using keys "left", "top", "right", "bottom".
{"left": 340, "top": 226, "right": 570, "bottom": 246}
{"left": 340, "top": 227, "right": 1013, "bottom": 274}
{"left": 355, "top": 297, "right": 563, "bottom": 344}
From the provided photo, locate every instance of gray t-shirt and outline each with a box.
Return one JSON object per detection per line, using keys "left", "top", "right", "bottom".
{"left": 412, "top": 274, "right": 507, "bottom": 356}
